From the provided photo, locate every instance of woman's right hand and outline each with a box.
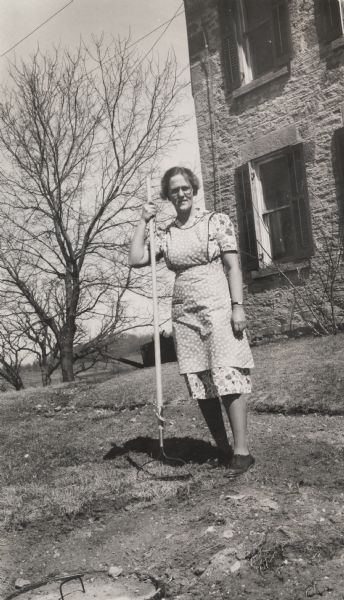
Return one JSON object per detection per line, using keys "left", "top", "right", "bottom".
{"left": 141, "top": 202, "right": 157, "bottom": 223}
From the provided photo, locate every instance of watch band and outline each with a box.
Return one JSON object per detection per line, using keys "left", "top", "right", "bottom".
{"left": 232, "top": 301, "right": 244, "bottom": 306}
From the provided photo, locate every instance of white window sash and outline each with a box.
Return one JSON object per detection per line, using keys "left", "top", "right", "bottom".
{"left": 249, "top": 162, "right": 273, "bottom": 267}
{"left": 339, "top": 0, "right": 344, "bottom": 33}
{"left": 237, "top": 0, "right": 252, "bottom": 84}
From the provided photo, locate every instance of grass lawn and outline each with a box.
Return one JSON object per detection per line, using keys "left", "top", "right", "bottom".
{"left": 0, "top": 333, "right": 344, "bottom": 599}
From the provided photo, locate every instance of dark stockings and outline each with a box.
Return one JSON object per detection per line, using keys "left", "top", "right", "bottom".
{"left": 197, "top": 397, "right": 232, "bottom": 456}
{"left": 197, "top": 394, "right": 249, "bottom": 456}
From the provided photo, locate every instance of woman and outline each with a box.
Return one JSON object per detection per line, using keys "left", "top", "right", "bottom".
{"left": 129, "top": 167, "right": 254, "bottom": 477}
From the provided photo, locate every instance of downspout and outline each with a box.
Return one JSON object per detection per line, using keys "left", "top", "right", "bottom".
{"left": 200, "top": 25, "right": 222, "bottom": 211}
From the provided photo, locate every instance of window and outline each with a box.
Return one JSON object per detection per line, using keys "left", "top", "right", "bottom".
{"left": 219, "top": 0, "right": 292, "bottom": 91}
{"left": 335, "top": 127, "right": 344, "bottom": 177}
{"left": 315, "top": 0, "right": 344, "bottom": 43}
{"left": 334, "top": 128, "right": 344, "bottom": 220}
{"left": 188, "top": 30, "right": 207, "bottom": 62}
{"left": 235, "top": 145, "right": 313, "bottom": 271}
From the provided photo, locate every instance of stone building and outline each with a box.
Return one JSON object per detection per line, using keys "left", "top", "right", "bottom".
{"left": 183, "top": 0, "right": 344, "bottom": 339}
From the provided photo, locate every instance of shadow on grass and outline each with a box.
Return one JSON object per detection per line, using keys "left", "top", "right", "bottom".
{"left": 103, "top": 436, "right": 221, "bottom": 464}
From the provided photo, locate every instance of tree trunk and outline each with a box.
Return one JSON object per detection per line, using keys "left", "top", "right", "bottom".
{"left": 40, "top": 341, "right": 51, "bottom": 386}
{"left": 14, "top": 379, "right": 25, "bottom": 391}
{"left": 41, "top": 367, "right": 52, "bottom": 387}
{"left": 60, "top": 340, "right": 75, "bottom": 382}
{"left": 0, "top": 367, "right": 25, "bottom": 391}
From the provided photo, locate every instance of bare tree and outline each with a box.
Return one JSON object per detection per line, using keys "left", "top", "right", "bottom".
{"left": 0, "top": 37, "right": 182, "bottom": 381}
{"left": 293, "top": 215, "right": 344, "bottom": 335}
{"left": 20, "top": 318, "right": 60, "bottom": 387}
{"left": 0, "top": 308, "right": 28, "bottom": 390}
{"left": 0, "top": 288, "right": 58, "bottom": 387}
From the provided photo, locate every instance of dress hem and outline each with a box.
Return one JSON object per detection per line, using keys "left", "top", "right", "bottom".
{"left": 178, "top": 363, "right": 255, "bottom": 375}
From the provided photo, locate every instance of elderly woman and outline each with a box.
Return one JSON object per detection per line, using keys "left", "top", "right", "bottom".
{"left": 129, "top": 167, "right": 254, "bottom": 477}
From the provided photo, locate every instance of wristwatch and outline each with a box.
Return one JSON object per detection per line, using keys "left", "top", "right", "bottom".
{"left": 232, "top": 301, "right": 244, "bottom": 306}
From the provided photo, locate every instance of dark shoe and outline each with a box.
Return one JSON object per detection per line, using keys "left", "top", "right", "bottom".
{"left": 218, "top": 448, "right": 234, "bottom": 466}
{"left": 205, "top": 448, "right": 233, "bottom": 468}
{"left": 225, "top": 454, "right": 255, "bottom": 478}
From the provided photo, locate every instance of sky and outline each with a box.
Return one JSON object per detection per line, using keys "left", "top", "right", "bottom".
{"left": 0, "top": 0, "right": 202, "bottom": 332}
{"left": 0, "top": 0, "right": 201, "bottom": 174}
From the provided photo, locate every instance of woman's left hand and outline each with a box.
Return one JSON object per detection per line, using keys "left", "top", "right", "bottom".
{"left": 231, "top": 305, "right": 247, "bottom": 339}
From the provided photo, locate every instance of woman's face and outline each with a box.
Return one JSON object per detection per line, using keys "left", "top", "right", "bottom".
{"left": 167, "top": 174, "right": 194, "bottom": 215}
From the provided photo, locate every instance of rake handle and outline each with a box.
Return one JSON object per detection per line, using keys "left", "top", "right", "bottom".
{"left": 147, "top": 177, "right": 164, "bottom": 431}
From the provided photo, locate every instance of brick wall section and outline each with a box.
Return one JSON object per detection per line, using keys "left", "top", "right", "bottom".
{"left": 183, "top": 0, "right": 344, "bottom": 338}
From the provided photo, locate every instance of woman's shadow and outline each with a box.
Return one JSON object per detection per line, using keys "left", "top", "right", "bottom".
{"left": 103, "top": 436, "right": 222, "bottom": 465}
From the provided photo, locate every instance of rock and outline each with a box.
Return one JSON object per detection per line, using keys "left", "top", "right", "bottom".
{"left": 236, "top": 547, "right": 249, "bottom": 560}
{"left": 222, "top": 529, "right": 234, "bottom": 539}
{"left": 203, "top": 547, "right": 237, "bottom": 577}
{"left": 15, "top": 578, "right": 31, "bottom": 589}
{"left": 205, "top": 526, "right": 215, "bottom": 533}
{"left": 260, "top": 498, "right": 279, "bottom": 511}
{"left": 108, "top": 565, "right": 123, "bottom": 579}
{"left": 193, "top": 565, "right": 206, "bottom": 576}
{"left": 276, "top": 526, "right": 293, "bottom": 538}
{"left": 54, "top": 406, "right": 62, "bottom": 412}
{"left": 229, "top": 560, "right": 241, "bottom": 573}
{"left": 225, "top": 493, "right": 246, "bottom": 501}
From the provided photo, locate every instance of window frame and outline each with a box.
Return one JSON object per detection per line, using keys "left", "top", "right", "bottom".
{"left": 316, "top": 0, "right": 344, "bottom": 44}
{"left": 325, "top": 0, "right": 344, "bottom": 39}
{"left": 225, "top": 0, "right": 292, "bottom": 88}
{"left": 240, "top": 1, "right": 278, "bottom": 80}
{"left": 250, "top": 151, "right": 298, "bottom": 266}
{"left": 334, "top": 127, "right": 344, "bottom": 234}
{"left": 236, "top": 145, "right": 313, "bottom": 273}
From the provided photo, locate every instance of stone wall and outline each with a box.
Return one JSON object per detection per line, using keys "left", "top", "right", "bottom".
{"left": 184, "top": 0, "right": 344, "bottom": 338}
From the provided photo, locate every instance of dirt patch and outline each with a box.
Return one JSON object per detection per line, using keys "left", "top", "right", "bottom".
{"left": 2, "top": 412, "right": 344, "bottom": 600}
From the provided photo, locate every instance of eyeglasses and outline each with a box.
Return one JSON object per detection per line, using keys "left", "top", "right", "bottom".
{"left": 169, "top": 186, "right": 192, "bottom": 198}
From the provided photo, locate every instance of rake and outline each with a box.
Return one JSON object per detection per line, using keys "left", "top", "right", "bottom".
{"left": 127, "top": 177, "right": 191, "bottom": 481}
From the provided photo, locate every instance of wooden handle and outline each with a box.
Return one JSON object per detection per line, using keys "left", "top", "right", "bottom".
{"left": 147, "top": 176, "right": 163, "bottom": 415}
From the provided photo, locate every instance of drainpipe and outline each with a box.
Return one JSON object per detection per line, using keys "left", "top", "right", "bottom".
{"left": 200, "top": 26, "right": 221, "bottom": 210}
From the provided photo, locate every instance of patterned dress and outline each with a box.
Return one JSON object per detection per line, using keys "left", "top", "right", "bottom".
{"left": 151, "top": 210, "right": 254, "bottom": 400}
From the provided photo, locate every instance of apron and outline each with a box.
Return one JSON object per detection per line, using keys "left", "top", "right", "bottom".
{"left": 164, "top": 213, "right": 254, "bottom": 374}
